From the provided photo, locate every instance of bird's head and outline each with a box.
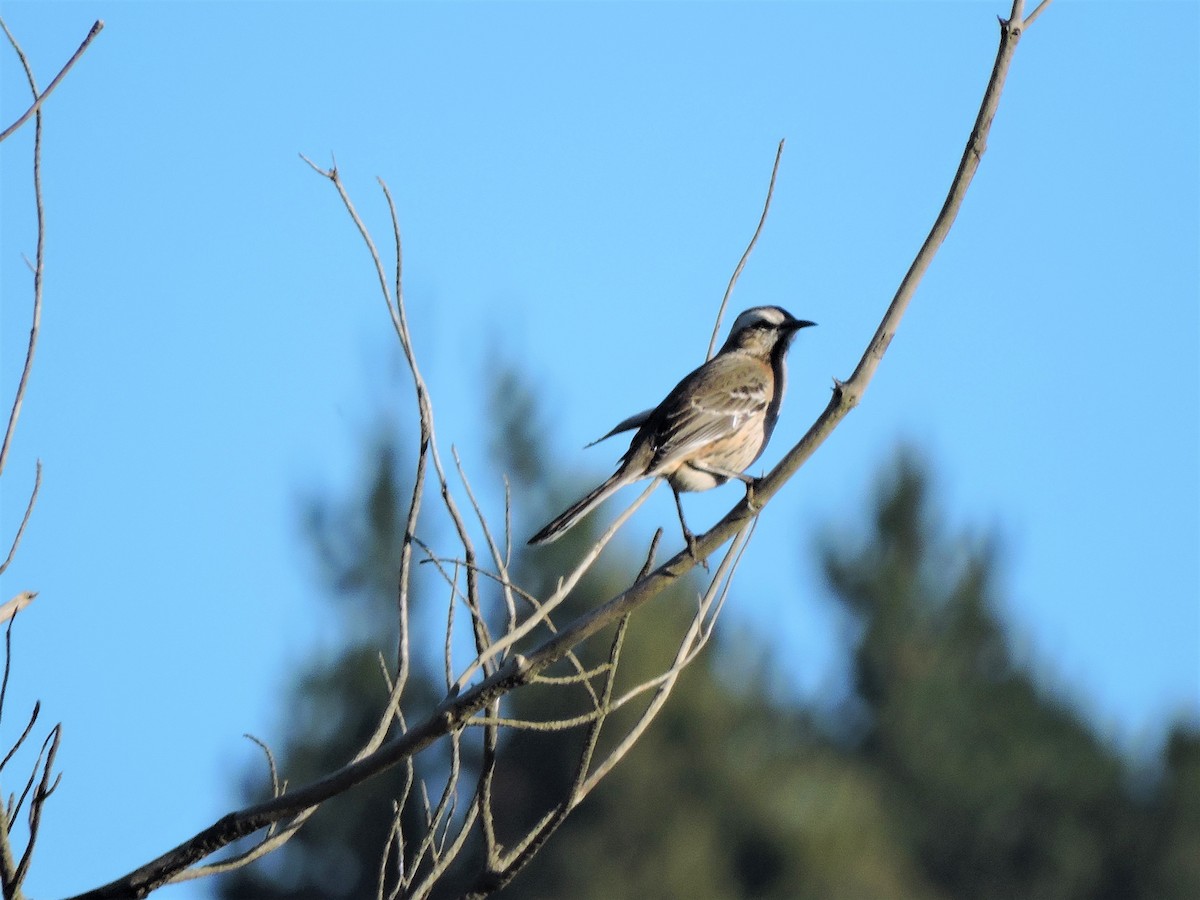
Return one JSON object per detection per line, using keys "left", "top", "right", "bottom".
{"left": 724, "top": 305, "right": 816, "bottom": 355}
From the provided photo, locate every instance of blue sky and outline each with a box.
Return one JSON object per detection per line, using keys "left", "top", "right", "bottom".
{"left": 1, "top": 2, "right": 1196, "bottom": 897}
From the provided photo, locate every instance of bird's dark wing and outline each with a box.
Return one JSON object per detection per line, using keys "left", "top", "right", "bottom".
{"left": 650, "top": 354, "right": 768, "bottom": 467}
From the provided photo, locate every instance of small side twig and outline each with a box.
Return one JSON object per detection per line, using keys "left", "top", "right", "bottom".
{"left": 0, "top": 464, "right": 41, "bottom": 578}
{"left": 0, "top": 19, "right": 103, "bottom": 144}
{"left": 706, "top": 139, "right": 785, "bottom": 360}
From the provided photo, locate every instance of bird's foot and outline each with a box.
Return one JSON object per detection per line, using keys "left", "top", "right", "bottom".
{"left": 744, "top": 475, "right": 763, "bottom": 510}
{"left": 683, "top": 527, "right": 709, "bottom": 571}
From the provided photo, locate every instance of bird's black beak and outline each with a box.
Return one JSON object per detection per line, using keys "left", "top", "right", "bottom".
{"left": 787, "top": 319, "right": 817, "bottom": 331}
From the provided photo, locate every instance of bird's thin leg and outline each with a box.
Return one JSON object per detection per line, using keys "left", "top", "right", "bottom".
{"left": 739, "top": 472, "right": 761, "bottom": 507}
{"left": 671, "top": 486, "right": 708, "bottom": 569}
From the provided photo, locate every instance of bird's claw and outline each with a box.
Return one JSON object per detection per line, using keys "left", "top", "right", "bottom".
{"left": 683, "top": 529, "right": 709, "bottom": 571}
{"left": 744, "top": 476, "right": 762, "bottom": 507}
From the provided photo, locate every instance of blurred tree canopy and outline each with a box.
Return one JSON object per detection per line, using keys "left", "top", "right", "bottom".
{"left": 216, "top": 377, "right": 1198, "bottom": 899}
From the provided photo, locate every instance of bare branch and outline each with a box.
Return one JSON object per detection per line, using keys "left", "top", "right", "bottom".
{"left": 1024, "top": 0, "right": 1054, "bottom": 28}
{"left": 406, "top": 732, "right": 463, "bottom": 876}
{"left": 443, "top": 561, "right": 459, "bottom": 691}
{"left": 0, "top": 19, "right": 103, "bottom": 144}
{"left": 469, "top": 588, "right": 638, "bottom": 894}
{"left": 377, "top": 805, "right": 402, "bottom": 900}
{"left": 439, "top": 447, "right": 492, "bottom": 669}
{"left": 0, "top": 21, "right": 45, "bottom": 484}
{"left": 450, "top": 480, "right": 659, "bottom": 692}
{"left": 0, "top": 617, "right": 23, "bottom": 728}
{"left": 478, "top": 699, "right": 501, "bottom": 867}
{"left": 166, "top": 736, "right": 308, "bottom": 881}
{"left": 579, "top": 525, "right": 751, "bottom": 796}
{"left": 0, "top": 702, "right": 38, "bottom": 774}
{"left": 0, "top": 463, "right": 40, "bottom": 578}
{"left": 420, "top": 546, "right": 605, "bottom": 707}
{"left": 408, "top": 801, "right": 478, "bottom": 900}
{"left": 12, "top": 724, "right": 60, "bottom": 890}
{"left": 454, "top": 448, "right": 518, "bottom": 640}
{"left": 249, "top": 733, "right": 282, "bottom": 790}
{"left": 707, "top": 138, "right": 785, "bottom": 360}
{"left": 0, "top": 809, "right": 22, "bottom": 900}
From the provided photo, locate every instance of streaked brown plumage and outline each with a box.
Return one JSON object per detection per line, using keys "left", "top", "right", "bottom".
{"left": 528, "top": 306, "right": 815, "bottom": 547}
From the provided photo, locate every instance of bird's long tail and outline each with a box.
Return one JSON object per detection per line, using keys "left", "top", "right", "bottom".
{"left": 527, "top": 470, "right": 629, "bottom": 545}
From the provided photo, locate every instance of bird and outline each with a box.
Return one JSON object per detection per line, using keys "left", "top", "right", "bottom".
{"left": 528, "top": 305, "right": 815, "bottom": 551}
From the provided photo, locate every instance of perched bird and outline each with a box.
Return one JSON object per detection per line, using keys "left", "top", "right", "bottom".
{"left": 528, "top": 305, "right": 815, "bottom": 550}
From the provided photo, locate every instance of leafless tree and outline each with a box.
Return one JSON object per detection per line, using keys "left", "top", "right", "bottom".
{"left": 0, "top": 2, "right": 1054, "bottom": 898}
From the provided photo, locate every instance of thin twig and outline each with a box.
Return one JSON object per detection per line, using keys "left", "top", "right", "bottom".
{"left": 408, "top": 802, "right": 478, "bottom": 900}
{"left": 466, "top": 710, "right": 607, "bottom": 732}
{"left": 406, "top": 731, "right": 463, "bottom": 885}
{"left": 469, "top": 612, "right": 631, "bottom": 897}
{"left": 478, "top": 697, "right": 501, "bottom": 865}
{"left": 377, "top": 803, "right": 402, "bottom": 900}
{"left": 0, "top": 463, "right": 40, "bottom": 577}
{"left": 13, "top": 725, "right": 60, "bottom": 889}
{"left": 472, "top": 530, "right": 668, "bottom": 893}
{"left": 178, "top": 715, "right": 310, "bottom": 880}
{"left": 443, "top": 561, "right": 458, "bottom": 691}
{"left": 453, "top": 447, "right": 518, "bottom": 648}
{"left": 0, "top": 23, "right": 45, "bottom": 484}
{"left": 706, "top": 139, "right": 785, "bottom": 360}
{"left": 0, "top": 618, "right": 16, "bottom": 728}
{"left": 579, "top": 526, "right": 750, "bottom": 795}
{"left": 0, "top": 703, "right": 38, "bottom": 773}
{"left": 531, "top": 664, "right": 611, "bottom": 686}
{"left": 174, "top": 813, "right": 310, "bottom": 881}
{"left": 419, "top": 552, "right": 604, "bottom": 706}
{"left": 306, "top": 161, "right": 493, "bottom": 673}
{"left": 0, "top": 19, "right": 104, "bottom": 144}
{"left": 451, "top": 479, "right": 659, "bottom": 692}
{"left": 444, "top": 448, "right": 495, "bottom": 664}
